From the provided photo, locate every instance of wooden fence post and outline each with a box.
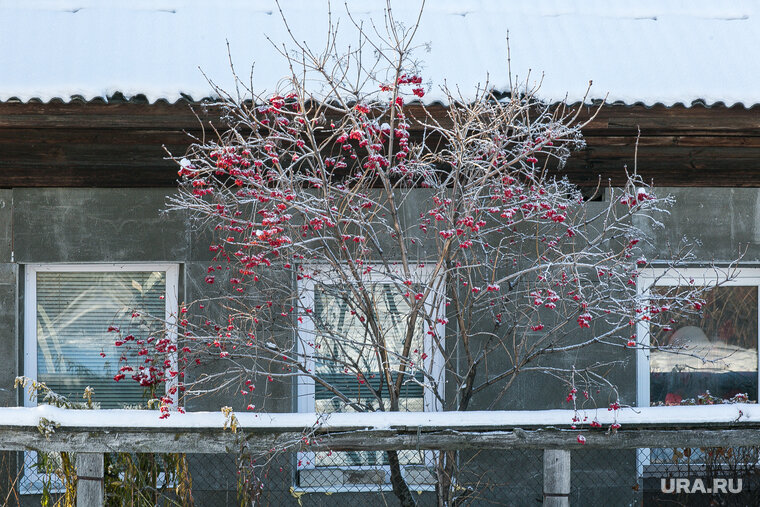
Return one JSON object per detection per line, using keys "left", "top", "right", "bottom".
{"left": 76, "top": 453, "right": 103, "bottom": 507}
{"left": 543, "top": 449, "right": 570, "bottom": 507}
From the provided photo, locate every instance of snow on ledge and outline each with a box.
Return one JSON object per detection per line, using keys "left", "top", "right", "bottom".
{"left": 2, "top": 404, "right": 758, "bottom": 431}
{"left": 1, "top": 1, "right": 760, "bottom": 106}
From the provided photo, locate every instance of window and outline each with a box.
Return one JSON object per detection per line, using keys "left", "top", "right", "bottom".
{"left": 637, "top": 267, "right": 760, "bottom": 474}
{"left": 637, "top": 267, "right": 760, "bottom": 409}
{"left": 21, "top": 264, "right": 178, "bottom": 492}
{"left": 296, "top": 265, "right": 443, "bottom": 490}
{"left": 24, "top": 264, "right": 179, "bottom": 408}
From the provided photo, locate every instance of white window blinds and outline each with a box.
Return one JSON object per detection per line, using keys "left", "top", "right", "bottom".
{"left": 35, "top": 271, "right": 167, "bottom": 408}
{"left": 313, "top": 283, "right": 424, "bottom": 410}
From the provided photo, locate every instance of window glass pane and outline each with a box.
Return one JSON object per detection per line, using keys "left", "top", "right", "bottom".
{"left": 36, "top": 271, "right": 167, "bottom": 408}
{"left": 649, "top": 285, "right": 758, "bottom": 405}
{"left": 314, "top": 284, "right": 419, "bottom": 374}
{"left": 311, "top": 283, "right": 424, "bottom": 467}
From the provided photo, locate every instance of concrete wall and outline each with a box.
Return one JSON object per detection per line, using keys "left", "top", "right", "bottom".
{"left": 4, "top": 189, "right": 190, "bottom": 403}
{"left": 2, "top": 186, "right": 752, "bottom": 505}
{"left": 635, "top": 187, "right": 760, "bottom": 263}
{"left": 2, "top": 186, "right": 748, "bottom": 410}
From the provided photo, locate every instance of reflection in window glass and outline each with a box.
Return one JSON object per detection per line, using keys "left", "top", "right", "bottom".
{"left": 312, "top": 283, "right": 424, "bottom": 467}
{"left": 37, "top": 271, "right": 167, "bottom": 408}
{"left": 649, "top": 286, "right": 758, "bottom": 405}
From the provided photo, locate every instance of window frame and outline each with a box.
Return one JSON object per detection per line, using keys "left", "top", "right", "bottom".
{"left": 636, "top": 266, "right": 760, "bottom": 409}
{"left": 295, "top": 263, "right": 444, "bottom": 492}
{"left": 21, "top": 263, "right": 179, "bottom": 494}
{"left": 636, "top": 266, "right": 760, "bottom": 476}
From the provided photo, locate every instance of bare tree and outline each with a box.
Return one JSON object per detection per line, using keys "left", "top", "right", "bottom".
{"left": 109, "top": 3, "right": 722, "bottom": 505}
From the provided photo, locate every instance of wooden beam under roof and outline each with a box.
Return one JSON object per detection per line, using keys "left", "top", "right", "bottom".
{"left": 0, "top": 100, "right": 759, "bottom": 188}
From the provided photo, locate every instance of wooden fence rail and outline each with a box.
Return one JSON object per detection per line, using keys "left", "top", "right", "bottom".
{"left": 4, "top": 404, "right": 760, "bottom": 506}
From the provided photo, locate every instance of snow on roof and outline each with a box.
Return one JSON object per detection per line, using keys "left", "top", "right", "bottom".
{"left": 1, "top": 1, "right": 758, "bottom": 106}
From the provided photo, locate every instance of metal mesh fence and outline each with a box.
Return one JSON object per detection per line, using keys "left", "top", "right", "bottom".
{"left": 571, "top": 449, "right": 641, "bottom": 506}
{"left": 239, "top": 448, "right": 545, "bottom": 506}
{"left": 635, "top": 446, "right": 760, "bottom": 506}
{"left": 6, "top": 445, "right": 760, "bottom": 505}
{"left": 12, "top": 449, "right": 542, "bottom": 506}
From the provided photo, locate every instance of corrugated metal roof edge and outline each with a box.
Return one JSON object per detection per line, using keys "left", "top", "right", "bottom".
{"left": 3, "top": 94, "right": 760, "bottom": 110}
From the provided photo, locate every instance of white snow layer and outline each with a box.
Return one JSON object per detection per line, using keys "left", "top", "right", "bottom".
{"left": 0, "top": 0, "right": 758, "bottom": 106}
{"left": 3, "top": 404, "right": 759, "bottom": 430}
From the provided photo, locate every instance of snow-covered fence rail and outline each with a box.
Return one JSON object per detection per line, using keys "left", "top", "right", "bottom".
{"left": 5, "top": 404, "right": 760, "bottom": 506}
{"left": 3, "top": 404, "right": 760, "bottom": 453}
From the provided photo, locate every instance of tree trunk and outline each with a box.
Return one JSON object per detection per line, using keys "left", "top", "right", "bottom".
{"left": 387, "top": 450, "right": 416, "bottom": 507}
{"left": 436, "top": 450, "right": 454, "bottom": 507}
